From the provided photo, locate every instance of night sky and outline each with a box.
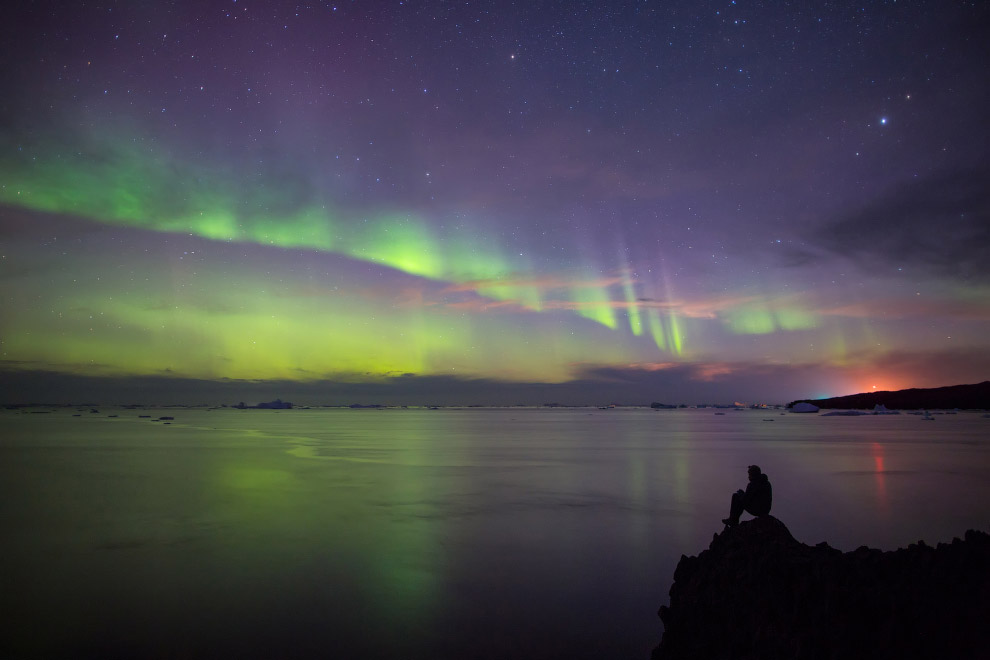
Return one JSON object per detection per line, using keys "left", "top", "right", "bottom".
{"left": 1, "top": 0, "right": 988, "bottom": 405}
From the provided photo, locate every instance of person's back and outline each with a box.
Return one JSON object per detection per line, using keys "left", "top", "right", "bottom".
{"left": 745, "top": 471, "right": 772, "bottom": 516}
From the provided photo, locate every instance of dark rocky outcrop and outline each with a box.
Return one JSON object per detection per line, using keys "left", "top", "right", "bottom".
{"left": 653, "top": 516, "right": 990, "bottom": 659}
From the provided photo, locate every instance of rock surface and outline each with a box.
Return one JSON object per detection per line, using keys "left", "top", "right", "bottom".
{"left": 653, "top": 516, "right": 990, "bottom": 659}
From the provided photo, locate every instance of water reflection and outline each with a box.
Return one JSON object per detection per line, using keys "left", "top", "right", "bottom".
{"left": 870, "top": 442, "right": 889, "bottom": 517}
{"left": 2, "top": 408, "right": 989, "bottom": 659}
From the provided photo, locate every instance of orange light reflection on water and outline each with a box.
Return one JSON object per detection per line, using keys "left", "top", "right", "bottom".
{"left": 870, "top": 442, "right": 889, "bottom": 517}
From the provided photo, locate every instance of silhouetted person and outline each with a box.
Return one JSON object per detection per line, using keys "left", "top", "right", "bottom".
{"left": 722, "top": 465, "right": 772, "bottom": 527}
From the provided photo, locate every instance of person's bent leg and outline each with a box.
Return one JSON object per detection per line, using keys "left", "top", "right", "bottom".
{"left": 722, "top": 489, "right": 745, "bottom": 526}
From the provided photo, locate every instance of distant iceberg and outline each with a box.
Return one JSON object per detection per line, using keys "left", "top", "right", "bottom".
{"left": 234, "top": 399, "right": 293, "bottom": 409}
{"left": 256, "top": 398, "right": 293, "bottom": 409}
{"left": 872, "top": 404, "right": 899, "bottom": 415}
{"left": 790, "top": 402, "right": 820, "bottom": 413}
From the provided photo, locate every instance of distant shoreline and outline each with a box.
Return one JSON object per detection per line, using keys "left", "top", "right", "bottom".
{"left": 5, "top": 381, "right": 988, "bottom": 411}
{"left": 788, "top": 380, "right": 989, "bottom": 411}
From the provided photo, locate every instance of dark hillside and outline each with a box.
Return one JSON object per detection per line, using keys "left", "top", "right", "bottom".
{"left": 788, "top": 381, "right": 989, "bottom": 410}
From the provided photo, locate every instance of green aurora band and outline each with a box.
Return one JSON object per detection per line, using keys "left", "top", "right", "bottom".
{"left": 0, "top": 134, "right": 701, "bottom": 329}
{"left": 0, "top": 131, "right": 841, "bottom": 384}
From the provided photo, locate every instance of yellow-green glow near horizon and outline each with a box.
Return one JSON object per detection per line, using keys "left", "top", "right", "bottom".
{"left": 0, "top": 268, "right": 649, "bottom": 383}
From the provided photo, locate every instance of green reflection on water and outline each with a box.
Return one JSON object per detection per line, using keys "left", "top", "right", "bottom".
{"left": 211, "top": 418, "right": 448, "bottom": 636}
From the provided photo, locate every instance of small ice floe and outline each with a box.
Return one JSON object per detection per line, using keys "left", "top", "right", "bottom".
{"left": 922, "top": 411, "right": 935, "bottom": 421}
{"left": 821, "top": 410, "right": 869, "bottom": 416}
{"left": 790, "top": 402, "right": 819, "bottom": 413}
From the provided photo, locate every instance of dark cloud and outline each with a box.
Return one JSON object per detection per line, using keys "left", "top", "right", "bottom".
{"left": 803, "top": 166, "right": 990, "bottom": 281}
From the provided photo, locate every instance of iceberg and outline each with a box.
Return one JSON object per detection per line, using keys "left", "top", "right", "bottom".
{"left": 872, "top": 404, "right": 899, "bottom": 415}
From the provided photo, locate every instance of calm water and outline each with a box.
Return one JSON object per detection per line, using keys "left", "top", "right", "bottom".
{"left": 2, "top": 407, "right": 988, "bottom": 659}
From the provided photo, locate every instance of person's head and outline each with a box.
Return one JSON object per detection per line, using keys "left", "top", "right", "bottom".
{"left": 747, "top": 465, "right": 762, "bottom": 481}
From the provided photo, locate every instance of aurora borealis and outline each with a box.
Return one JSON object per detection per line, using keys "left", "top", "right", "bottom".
{"left": 1, "top": 1, "right": 988, "bottom": 404}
